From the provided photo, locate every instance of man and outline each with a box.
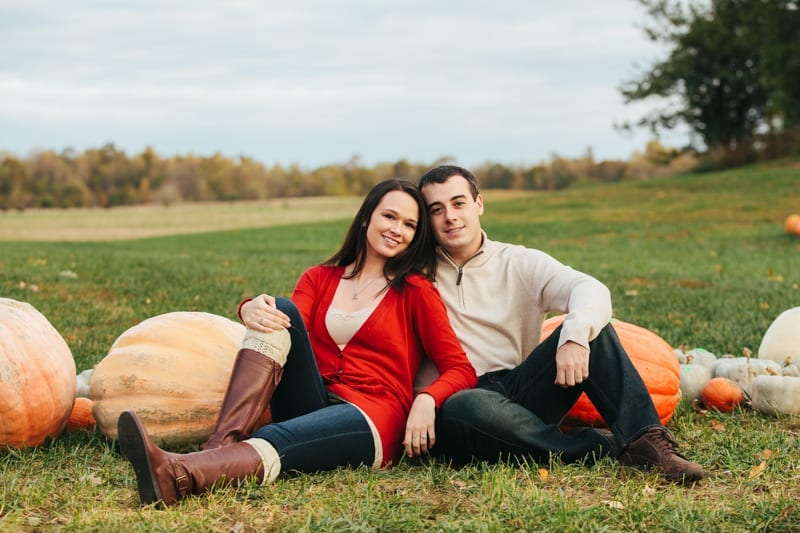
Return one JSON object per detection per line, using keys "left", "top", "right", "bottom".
{"left": 415, "top": 164, "right": 703, "bottom": 483}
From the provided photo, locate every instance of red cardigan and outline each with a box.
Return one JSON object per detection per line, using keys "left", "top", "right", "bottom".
{"left": 291, "top": 265, "right": 476, "bottom": 465}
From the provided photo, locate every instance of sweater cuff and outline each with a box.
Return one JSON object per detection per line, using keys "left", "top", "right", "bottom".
{"left": 557, "top": 318, "right": 592, "bottom": 351}
{"left": 237, "top": 298, "right": 253, "bottom": 324}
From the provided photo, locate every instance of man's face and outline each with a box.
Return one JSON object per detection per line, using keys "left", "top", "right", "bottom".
{"left": 420, "top": 175, "right": 484, "bottom": 263}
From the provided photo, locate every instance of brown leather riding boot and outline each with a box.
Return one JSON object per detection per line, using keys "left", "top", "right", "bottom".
{"left": 203, "top": 348, "right": 284, "bottom": 450}
{"left": 118, "top": 410, "right": 266, "bottom": 506}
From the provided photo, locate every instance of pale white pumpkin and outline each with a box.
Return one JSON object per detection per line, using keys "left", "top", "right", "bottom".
{"left": 684, "top": 348, "right": 717, "bottom": 370}
{"left": 758, "top": 307, "right": 800, "bottom": 367}
{"left": 76, "top": 368, "right": 93, "bottom": 398}
{"left": 90, "top": 312, "right": 246, "bottom": 448}
{"left": 750, "top": 375, "right": 800, "bottom": 416}
{"left": 782, "top": 364, "right": 800, "bottom": 377}
{"left": 679, "top": 363, "right": 713, "bottom": 403}
{"left": 713, "top": 357, "right": 782, "bottom": 396}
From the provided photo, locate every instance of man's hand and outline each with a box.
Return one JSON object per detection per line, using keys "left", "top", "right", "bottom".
{"left": 554, "top": 341, "right": 590, "bottom": 387}
{"left": 241, "top": 294, "right": 291, "bottom": 332}
{"left": 403, "top": 393, "right": 436, "bottom": 457}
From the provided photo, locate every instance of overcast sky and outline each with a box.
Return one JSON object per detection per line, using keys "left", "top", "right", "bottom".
{"left": 1, "top": 1, "right": 689, "bottom": 169}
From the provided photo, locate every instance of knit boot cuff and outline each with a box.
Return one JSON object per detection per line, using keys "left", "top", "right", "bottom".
{"left": 241, "top": 328, "right": 291, "bottom": 367}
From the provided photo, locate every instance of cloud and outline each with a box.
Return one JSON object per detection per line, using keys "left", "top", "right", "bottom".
{"left": 0, "top": 0, "right": 681, "bottom": 167}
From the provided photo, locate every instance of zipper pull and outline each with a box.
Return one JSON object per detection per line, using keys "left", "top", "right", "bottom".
{"left": 456, "top": 267, "right": 463, "bottom": 285}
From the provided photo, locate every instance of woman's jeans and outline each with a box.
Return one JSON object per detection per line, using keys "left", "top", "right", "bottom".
{"left": 252, "top": 298, "right": 376, "bottom": 472}
{"left": 435, "top": 324, "right": 661, "bottom": 465}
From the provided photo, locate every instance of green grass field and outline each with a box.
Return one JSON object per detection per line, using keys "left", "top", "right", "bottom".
{"left": 1, "top": 160, "right": 799, "bottom": 531}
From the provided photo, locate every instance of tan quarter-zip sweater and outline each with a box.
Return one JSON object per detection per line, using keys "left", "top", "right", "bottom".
{"left": 416, "top": 233, "right": 612, "bottom": 384}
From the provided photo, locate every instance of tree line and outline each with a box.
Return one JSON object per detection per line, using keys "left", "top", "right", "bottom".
{"left": 4, "top": 0, "right": 798, "bottom": 210}
{"left": 0, "top": 142, "right": 696, "bottom": 210}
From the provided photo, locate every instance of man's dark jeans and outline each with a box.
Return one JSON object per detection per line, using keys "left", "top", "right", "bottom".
{"left": 436, "top": 324, "right": 661, "bottom": 465}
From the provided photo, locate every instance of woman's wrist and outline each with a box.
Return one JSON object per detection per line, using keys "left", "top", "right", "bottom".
{"left": 237, "top": 297, "right": 253, "bottom": 323}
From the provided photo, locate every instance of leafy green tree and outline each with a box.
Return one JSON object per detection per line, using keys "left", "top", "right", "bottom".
{"left": 620, "top": 0, "right": 799, "bottom": 156}
{"left": 759, "top": 1, "right": 800, "bottom": 129}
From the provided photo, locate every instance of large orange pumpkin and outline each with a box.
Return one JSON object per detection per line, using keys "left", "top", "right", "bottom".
{"left": 541, "top": 316, "right": 680, "bottom": 428}
{"left": 0, "top": 298, "right": 77, "bottom": 448}
{"left": 90, "top": 312, "right": 246, "bottom": 449}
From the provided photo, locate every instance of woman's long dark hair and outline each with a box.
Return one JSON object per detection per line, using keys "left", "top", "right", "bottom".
{"left": 323, "top": 179, "right": 435, "bottom": 290}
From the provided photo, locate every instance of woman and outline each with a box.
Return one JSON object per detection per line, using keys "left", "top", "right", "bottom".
{"left": 117, "top": 178, "right": 477, "bottom": 506}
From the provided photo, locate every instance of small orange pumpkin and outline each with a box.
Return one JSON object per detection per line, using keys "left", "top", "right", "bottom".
{"left": 785, "top": 214, "right": 800, "bottom": 236}
{"left": 542, "top": 316, "right": 680, "bottom": 428}
{"left": 701, "top": 377, "right": 744, "bottom": 413}
{"left": 0, "top": 298, "right": 77, "bottom": 448}
{"left": 67, "top": 397, "right": 96, "bottom": 431}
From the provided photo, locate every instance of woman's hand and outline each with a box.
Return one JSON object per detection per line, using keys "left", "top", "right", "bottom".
{"left": 403, "top": 393, "right": 436, "bottom": 457}
{"left": 241, "top": 294, "right": 291, "bottom": 333}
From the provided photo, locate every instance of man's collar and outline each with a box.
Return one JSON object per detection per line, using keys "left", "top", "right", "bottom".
{"left": 437, "top": 231, "right": 488, "bottom": 267}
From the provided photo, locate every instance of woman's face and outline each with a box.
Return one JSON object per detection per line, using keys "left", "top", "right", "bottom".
{"left": 365, "top": 190, "right": 419, "bottom": 262}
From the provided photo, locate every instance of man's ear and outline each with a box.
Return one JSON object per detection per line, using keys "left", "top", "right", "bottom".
{"left": 476, "top": 193, "right": 485, "bottom": 215}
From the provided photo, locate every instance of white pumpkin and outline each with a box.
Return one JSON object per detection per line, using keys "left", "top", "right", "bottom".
{"left": 684, "top": 348, "right": 717, "bottom": 369}
{"left": 750, "top": 375, "right": 800, "bottom": 416}
{"left": 713, "top": 357, "right": 782, "bottom": 396}
{"left": 782, "top": 364, "right": 800, "bottom": 377}
{"left": 76, "top": 368, "right": 93, "bottom": 398}
{"left": 679, "top": 363, "right": 713, "bottom": 403}
{"left": 758, "top": 307, "right": 800, "bottom": 366}
{"left": 90, "top": 312, "right": 246, "bottom": 448}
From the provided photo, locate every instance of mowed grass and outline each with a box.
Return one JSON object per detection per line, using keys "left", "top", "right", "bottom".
{"left": 1, "top": 160, "right": 799, "bottom": 531}
{"left": 0, "top": 189, "right": 532, "bottom": 242}
{"left": 0, "top": 196, "right": 365, "bottom": 242}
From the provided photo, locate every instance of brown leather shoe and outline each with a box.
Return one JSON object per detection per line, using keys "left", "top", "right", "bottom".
{"left": 619, "top": 426, "right": 704, "bottom": 484}
{"left": 118, "top": 411, "right": 265, "bottom": 506}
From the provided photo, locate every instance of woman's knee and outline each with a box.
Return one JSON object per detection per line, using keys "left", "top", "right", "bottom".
{"left": 275, "top": 297, "right": 300, "bottom": 319}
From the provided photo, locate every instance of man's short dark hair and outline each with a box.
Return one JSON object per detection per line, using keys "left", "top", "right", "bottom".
{"left": 418, "top": 165, "right": 480, "bottom": 200}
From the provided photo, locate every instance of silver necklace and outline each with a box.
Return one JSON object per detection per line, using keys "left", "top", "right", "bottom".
{"left": 350, "top": 275, "right": 387, "bottom": 300}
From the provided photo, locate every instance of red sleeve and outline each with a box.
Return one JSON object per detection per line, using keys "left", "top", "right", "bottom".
{"left": 408, "top": 276, "right": 477, "bottom": 407}
{"left": 240, "top": 267, "right": 324, "bottom": 326}
{"left": 290, "top": 267, "right": 320, "bottom": 326}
